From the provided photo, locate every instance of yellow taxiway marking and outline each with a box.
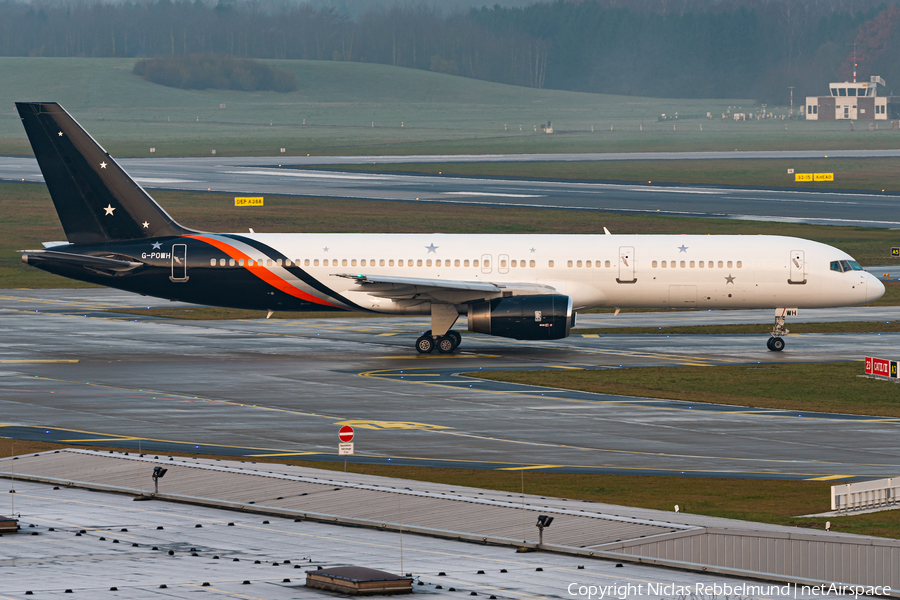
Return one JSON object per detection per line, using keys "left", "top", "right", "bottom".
{"left": 581, "top": 334, "right": 600, "bottom": 338}
{"left": 0, "top": 359, "right": 79, "bottom": 363}
{"left": 375, "top": 332, "right": 399, "bottom": 336}
{"left": 246, "top": 452, "right": 322, "bottom": 457}
{"left": 547, "top": 364, "right": 583, "bottom": 370}
{"left": 805, "top": 474, "right": 854, "bottom": 481}
{"left": 62, "top": 437, "right": 140, "bottom": 442}
{"left": 497, "top": 465, "right": 565, "bottom": 471}
{"left": 333, "top": 419, "right": 453, "bottom": 431}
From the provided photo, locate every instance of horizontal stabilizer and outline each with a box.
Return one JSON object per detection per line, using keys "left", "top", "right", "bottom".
{"left": 20, "top": 250, "right": 143, "bottom": 275}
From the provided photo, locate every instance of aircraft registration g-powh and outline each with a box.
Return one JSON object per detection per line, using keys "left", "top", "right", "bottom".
{"left": 17, "top": 102, "right": 885, "bottom": 353}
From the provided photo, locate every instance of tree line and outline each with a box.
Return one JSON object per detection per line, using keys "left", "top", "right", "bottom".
{"left": 3, "top": 0, "right": 900, "bottom": 102}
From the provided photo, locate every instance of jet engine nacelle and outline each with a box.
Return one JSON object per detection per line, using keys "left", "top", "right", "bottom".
{"left": 468, "top": 295, "right": 574, "bottom": 340}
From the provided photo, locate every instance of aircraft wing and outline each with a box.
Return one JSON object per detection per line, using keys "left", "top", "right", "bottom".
{"left": 332, "top": 273, "right": 558, "bottom": 305}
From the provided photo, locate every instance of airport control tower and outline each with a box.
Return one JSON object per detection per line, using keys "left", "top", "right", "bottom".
{"left": 805, "top": 75, "right": 898, "bottom": 120}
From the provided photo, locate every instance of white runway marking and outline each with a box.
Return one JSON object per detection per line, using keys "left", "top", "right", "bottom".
{"left": 441, "top": 191, "right": 545, "bottom": 198}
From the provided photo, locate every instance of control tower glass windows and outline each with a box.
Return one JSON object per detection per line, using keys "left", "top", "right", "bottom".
{"left": 830, "top": 87, "right": 838, "bottom": 96}
{"left": 838, "top": 88, "right": 847, "bottom": 96}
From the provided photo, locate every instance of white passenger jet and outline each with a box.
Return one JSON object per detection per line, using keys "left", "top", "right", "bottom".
{"left": 16, "top": 102, "right": 885, "bottom": 353}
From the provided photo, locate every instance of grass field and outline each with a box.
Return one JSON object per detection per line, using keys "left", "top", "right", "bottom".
{"left": 471, "top": 362, "right": 900, "bottom": 418}
{"left": 3, "top": 57, "right": 900, "bottom": 157}
{"left": 4, "top": 181, "right": 899, "bottom": 288}
{"left": 320, "top": 157, "right": 900, "bottom": 192}
{"left": 1, "top": 437, "right": 894, "bottom": 539}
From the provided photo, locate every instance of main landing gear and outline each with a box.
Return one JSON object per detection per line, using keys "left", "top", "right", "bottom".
{"left": 416, "top": 329, "right": 462, "bottom": 354}
{"left": 416, "top": 304, "right": 463, "bottom": 354}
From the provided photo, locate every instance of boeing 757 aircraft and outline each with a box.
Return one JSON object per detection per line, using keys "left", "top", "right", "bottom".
{"left": 16, "top": 102, "right": 885, "bottom": 353}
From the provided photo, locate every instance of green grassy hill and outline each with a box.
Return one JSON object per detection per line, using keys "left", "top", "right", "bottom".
{"left": 1, "top": 57, "right": 893, "bottom": 157}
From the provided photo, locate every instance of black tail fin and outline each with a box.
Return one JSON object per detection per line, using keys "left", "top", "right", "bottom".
{"left": 16, "top": 102, "right": 195, "bottom": 244}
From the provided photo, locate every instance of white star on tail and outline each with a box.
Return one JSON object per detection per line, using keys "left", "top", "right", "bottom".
{"left": 142, "top": 221, "right": 149, "bottom": 229}
{"left": 100, "top": 161, "right": 107, "bottom": 169}
{"left": 103, "top": 205, "right": 115, "bottom": 216}
{"left": 58, "top": 131, "right": 63, "bottom": 137}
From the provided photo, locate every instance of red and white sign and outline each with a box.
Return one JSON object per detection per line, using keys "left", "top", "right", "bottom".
{"left": 865, "top": 356, "right": 892, "bottom": 377}
{"left": 338, "top": 425, "right": 355, "bottom": 443}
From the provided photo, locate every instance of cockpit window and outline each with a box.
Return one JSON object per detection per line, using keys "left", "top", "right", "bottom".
{"left": 832, "top": 260, "right": 864, "bottom": 273}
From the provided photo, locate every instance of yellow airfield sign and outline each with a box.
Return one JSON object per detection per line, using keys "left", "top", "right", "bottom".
{"left": 794, "top": 173, "right": 833, "bottom": 182}
{"left": 235, "top": 197, "right": 264, "bottom": 206}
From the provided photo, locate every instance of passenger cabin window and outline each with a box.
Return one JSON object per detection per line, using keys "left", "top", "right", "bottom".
{"left": 417, "top": 259, "right": 423, "bottom": 267}
{"left": 464, "top": 259, "right": 469, "bottom": 267}
{"left": 389, "top": 259, "right": 394, "bottom": 266}
{"left": 689, "top": 261, "right": 695, "bottom": 268}
{"left": 455, "top": 259, "right": 461, "bottom": 267}
{"left": 210, "top": 258, "right": 216, "bottom": 266}
{"left": 576, "top": 260, "right": 582, "bottom": 267}
{"left": 530, "top": 260, "right": 535, "bottom": 267}
{"left": 736, "top": 261, "right": 742, "bottom": 268}
{"left": 567, "top": 260, "right": 573, "bottom": 267}
{"left": 652, "top": 260, "right": 658, "bottom": 268}
{"left": 661, "top": 261, "right": 667, "bottom": 268}
{"left": 717, "top": 261, "right": 723, "bottom": 268}
{"left": 426, "top": 259, "right": 432, "bottom": 267}
{"left": 473, "top": 260, "right": 479, "bottom": 267}
{"left": 727, "top": 261, "right": 733, "bottom": 268}
{"left": 680, "top": 261, "right": 685, "bottom": 268}
{"left": 548, "top": 260, "right": 554, "bottom": 267}
{"left": 605, "top": 260, "right": 610, "bottom": 267}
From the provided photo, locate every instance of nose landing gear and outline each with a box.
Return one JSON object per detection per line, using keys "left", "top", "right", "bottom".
{"left": 767, "top": 309, "right": 795, "bottom": 352}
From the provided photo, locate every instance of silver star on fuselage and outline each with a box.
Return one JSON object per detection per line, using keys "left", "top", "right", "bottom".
{"left": 725, "top": 274, "right": 736, "bottom": 284}
{"left": 425, "top": 243, "right": 438, "bottom": 253}
{"left": 152, "top": 241, "right": 162, "bottom": 249}
{"left": 678, "top": 244, "right": 688, "bottom": 253}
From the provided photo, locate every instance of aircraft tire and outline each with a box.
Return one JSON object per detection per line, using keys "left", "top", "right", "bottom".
{"left": 447, "top": 330, "right": 461, "bottom": 348}
{"left": 436, "top": 336, "right": 455, "bottom": 354}
{"left": 416, "top": 335, "right": 435, "bottom": 354}
{"left": 770, "top": 337, "right": 785, "bottom": 352}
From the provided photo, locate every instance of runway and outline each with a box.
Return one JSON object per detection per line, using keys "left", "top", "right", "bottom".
{"left": 3, "top": 155, "right": 900, "bottom": 228}
{"left": 2, "top": 289, "right": 899, "bottom": 481}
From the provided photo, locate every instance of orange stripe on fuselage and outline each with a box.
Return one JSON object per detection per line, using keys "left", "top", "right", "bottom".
{"left": 181, "top": 234, "right": 339, "bottom": 308}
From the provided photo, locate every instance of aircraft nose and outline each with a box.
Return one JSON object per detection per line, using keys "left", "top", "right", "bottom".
{"left": 866, "top": 273, "right": 886, "bottom": 303}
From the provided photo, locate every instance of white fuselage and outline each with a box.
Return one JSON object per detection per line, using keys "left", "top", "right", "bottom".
{"left": 223, "top": 233, "right": 883, "bottom": 314}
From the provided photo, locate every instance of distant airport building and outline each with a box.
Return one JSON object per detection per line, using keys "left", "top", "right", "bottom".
{"left": 805, "top": 76, "right": 899, "bottom": 120}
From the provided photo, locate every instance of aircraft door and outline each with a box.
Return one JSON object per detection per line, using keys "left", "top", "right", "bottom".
{"left": 498, "top": 254, "right": 509, "bottom": 274}
{"left": 617, "top": 246, "right": 636, "bottom": 283}
{"left": 170, "top": 244, "right": 189, "bottom": 282}
{"left": 789, "top": 250, "right": 806, "bottom": 284}
{"left": 481, "top": 254, "right": 492, "bottom": 274}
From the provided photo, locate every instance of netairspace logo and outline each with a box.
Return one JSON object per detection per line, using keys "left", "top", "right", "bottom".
{"left": 566, "top": 583, "right": 893, "bottom": 600}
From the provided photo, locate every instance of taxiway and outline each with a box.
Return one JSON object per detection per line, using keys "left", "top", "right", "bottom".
{"left": 1, "top": 289, "right": 899, "bottom": 480}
